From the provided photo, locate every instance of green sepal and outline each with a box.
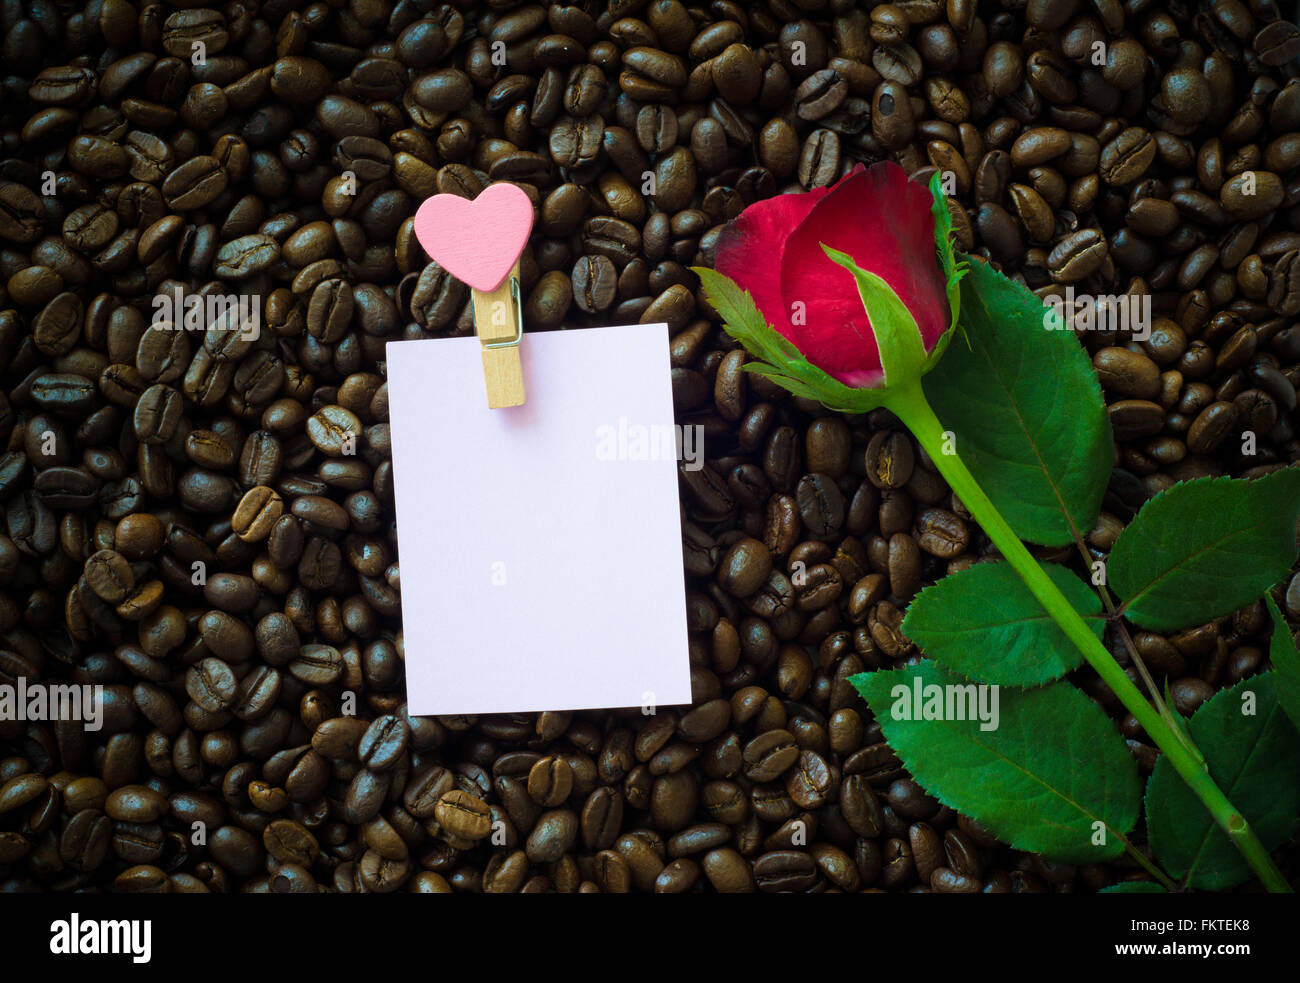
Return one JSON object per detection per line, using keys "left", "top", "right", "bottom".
{"left": 925, "top": 171, "right": 968, "bottom": 373}
{"left": 693, "top": 266, "right": 890, "bottom": 414}
{"left": 823, "top": 245, "right": 926, "bottom": 389}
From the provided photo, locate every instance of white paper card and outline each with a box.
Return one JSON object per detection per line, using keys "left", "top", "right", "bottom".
{"left": 386, "top": 323, "right": 692, "bottom": 715}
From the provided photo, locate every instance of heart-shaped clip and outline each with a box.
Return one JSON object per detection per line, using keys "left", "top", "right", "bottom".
{"left": 413, "top": 182, "right": 533, "bottom": 292}
{"left": 413, "top": 183, "right": 533, "bottom": 408}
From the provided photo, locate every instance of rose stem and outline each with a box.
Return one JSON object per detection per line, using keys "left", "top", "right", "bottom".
{"left": 886, "top": 381, "right": 1292, "bottom": 894}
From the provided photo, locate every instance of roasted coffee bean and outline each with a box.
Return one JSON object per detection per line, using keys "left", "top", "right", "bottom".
{"left": 163, "top": 157, "right": 229, "bottom": 210}
{"left": 527, "top": 756, "right": 574, "bottom": 807}
{"left": 60, "top": 809, "right": 113, "bottom": 871}
{"left": 915, "top": 509, "right": 968, "bottom": 559}
{"left": 1099, "top": 128, "right": 1156, "bottom": 186}
{"left": 84, "top": 549, "right": 134, "bottom": 604}
{"left": 1094, "top": 348, "right": 1161, "bottom": 399}
{"left": 105, "top": 785, "right": 168, "bottom": 823}
{"left": 526, "top": 809, "right": 579, "bottom": 863}
{"left": 701, "top": 847, "right": 755, "bottom": 893}
{"left": 572, "top": 254, "right": 617, "bottom": 313}
{"left": 435, "top": 789, "right": 492, "bottom": 840}
{"left": 133, "top": 384, "right": 183, "bottom": 444}
{"left": 743, "top": 730, "right": 799, "bottom": 782}
{"left": 1048, "top": 229, "right": 1107, "bottom": 282}
{"left": 0, "top": 0, "right": 1294, "bottom": 898}
{"left": 754, "top": 850, "right": 817, "bottom": 891}
{"left": 795, "top": 474, "right": 844, "bottom": 537}
{"left": 290, "top": 644, "right": 343, "bottom": 686}
{"left": 232, "top": 486, "right": 283, "bottom": 542}
{"left": 718, "top": 537, "right": 772, "bottom": 598}
{"left": 866, "top": 431, "right": 914, "bottom": 489}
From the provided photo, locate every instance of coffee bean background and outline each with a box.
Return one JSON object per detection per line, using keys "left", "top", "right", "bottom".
{"left": 2, "top": 0, "right": 1300, "bottom": 893}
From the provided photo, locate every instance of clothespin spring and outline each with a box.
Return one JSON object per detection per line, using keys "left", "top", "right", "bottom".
{"left": 478, "top": 277, "right": 523, "bottom": 351}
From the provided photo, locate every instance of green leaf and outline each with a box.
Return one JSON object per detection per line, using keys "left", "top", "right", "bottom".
{"left": 1145, "top": 673, "right": 1300, "bottom": 890}
{"left": 1109, "top": 469, "right": 1300, "bottom": 632}
{"left": 850, "top": 661, "right": 1140, "bottom": 862}
{"left": 901, "top": 561, "right": 1105, "bottom": 687}
{"left": 1100, "top": 882, "right": 1167, "bottom": 894}
{"left": 923, "top": 258, "right": 1112, "bottom": 546}
{"left": 822, "top": 245, "right": 926, "bottom": 388}
{"left": 694, "top": 266, "right": 889, "bottom": 414}
{"left": 1265, "top": 595, "right": 1300, "bottom": 733}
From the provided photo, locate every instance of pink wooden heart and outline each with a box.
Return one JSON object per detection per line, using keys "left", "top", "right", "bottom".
{"left": 413, "top": 182, "right": 534, "bottom": 292}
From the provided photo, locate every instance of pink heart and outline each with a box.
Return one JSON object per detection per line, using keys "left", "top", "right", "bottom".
{"left": 412, "top": 183, "right": 534, "bottom": 292}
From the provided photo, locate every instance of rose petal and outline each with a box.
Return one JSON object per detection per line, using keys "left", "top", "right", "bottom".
{"left": 780, "top": 162, "right": 949, "bottom": 381}
{"left": 714, "top": 185, "right": 831, "bottom": 341}
{"left": 837, "top": 366, "right": 885, "bottom": 388}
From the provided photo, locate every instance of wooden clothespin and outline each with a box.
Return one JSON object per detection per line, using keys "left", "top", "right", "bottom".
{"left": 411, "top": 182, "right": 534, "bottom": 409}
{"left": 470, "top": 261, "right": 525, "bottom": 408}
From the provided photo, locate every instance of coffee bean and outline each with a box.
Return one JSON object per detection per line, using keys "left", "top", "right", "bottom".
{"left": 712, "top": 44, "right": 760, "bottom": 105}
{"left": 162, "top": 156, "right": 228, "bottom": 210}
{"left": 527, "top": 756, "right": 574, "bottom": 807}
{"left": 915, "top": 509, "right": 968, "bottom": 559}
{"left": 1187, "top": 401, "right": 1240, "bottom": 454}
{"left": 754, "top": 850, "right": 817, "bottom": 891}
{"left": 1221, "top": 171, "right": 1283, "bottom": 220}
{"left": 795, "top": 70, "right": 848, "bottom": 122}
{"left": 214, "top": 234, "right": 278, "bottom": 279}
{"left": 105, "top": 785, "right": 167, "bottom": 823}
{"left": 1256, "top": 21, "right": 1300, "bottom": 66}
{"left": 0, "top": 0, "right": 1293, "bottom": 898}
{"left": 1048, "top": 229, "right": 1108, "bottom": 283}
{"left": 872, "top": 81, "right": 914, "bottom": 149}
{"left": 795, "top": 474, "right": 844, "bottom": 538}
{"left": 60, "top": 809, "right": 113, "bottom": 871}
{"left": 1094, "top": 348, "right": 1161, "bottom": 399}
{"left": 358, "top": 715, "right": 408, "bottom": 771}
{"left": 743, "top": 729, "right": 799, "bottom": 782}
{"left": 526, "top": 809, "right": 579, "bottom": 862}
{"left": 133, "top": 384, "right": 183, "bottom": 445}
{"left": 435, "top": 789, "right": 492, "bottom": 840}
{"left": 701, "top": 847, "right": 755, "bottom": 892}
{"left": 1099, "top": 128, "right": 1156, "bottom": 186}
{"left": 84, "top": 548, "right": 133, "bottom": 603}
{"left": 290, "top": 644, "right": 343, "bottom": 686}
{"left": 306, "top": 406, "right": 361, "bottom": 457}
{"left": 717, "top": 537, "right": 772, "bottom": 598}
{"left": 1109, "top": 400, "right": 1166, "bottom": 441}
{"left": 231, "top": 486, "right": 283, "bottom": 542}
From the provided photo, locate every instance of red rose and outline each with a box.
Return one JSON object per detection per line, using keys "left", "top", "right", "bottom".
{"left": 714, "top": 162, "right": 951, "bottom": 388}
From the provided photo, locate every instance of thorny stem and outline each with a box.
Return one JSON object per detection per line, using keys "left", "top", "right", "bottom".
{"left": 886, "top": 381, "right": 1291, "bottom": 894}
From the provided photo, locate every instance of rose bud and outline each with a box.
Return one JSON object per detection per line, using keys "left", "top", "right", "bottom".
{"left": 699, "top": 161, "right": 961, "bottom": 406}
